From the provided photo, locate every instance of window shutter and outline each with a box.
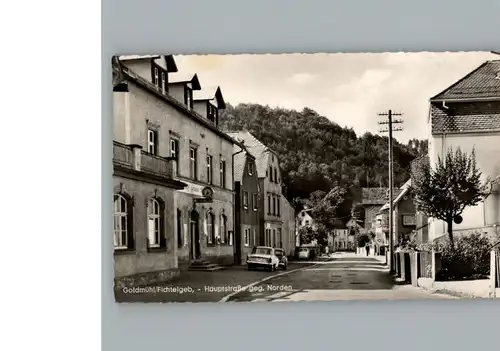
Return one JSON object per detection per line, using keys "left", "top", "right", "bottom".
{"left": 160, "top": 201, "right": 167, "bottom": 248}
{"left": 127, "top": 197, "right": 135, "bottom": 249}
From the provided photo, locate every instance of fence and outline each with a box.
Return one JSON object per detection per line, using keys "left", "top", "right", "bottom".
{"left": 495, "top": 248, "right": 500, "bottom": 289}
{"left": 393, "top": 250, "right": 436, "bottom": 286}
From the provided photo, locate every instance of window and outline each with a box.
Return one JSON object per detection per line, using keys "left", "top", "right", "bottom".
{"left": 243, "top": 191, "right": 249, "bottom": 209}
{"left": 305, "top": 220, "right": 310, "bottom": 226}
{"left": 207, "top": 212, "right": 215, "bottom": 245}
{"left": 177, "top": 209, "right": 182, "bottom": 248}
{"left": 170, "top": 138, "right": 179, "bottom": 159}
{"left": 151, "top": 63, "right": 167, "bottom": 93}
{"left": 272, "top": 196, "right": 276, "bottom": 215}
{"left": 148, "top": 199, "right": 161, "bottom": 248}
{"left": 269, "top": 166, "right": 273, "bottom": 182}
{"left": 244, "top": 229, "right": 250, "bottom": 247}
{"left": 274, "top": 168, "right": 277, "bottom": 183}
{"left": 252, "top": 193, "right": 258, "bottom": 211}
{"left": 277, "top": 228, "right": 282, "bottom": 248}
{"left": 189, "top": 147, "right": 197, "bottom": 180}
{"left": 272, "top": 229, "right": 276, "bottom": 247}
{"left": 220, "top": 215, "right": 227, "bottom": 244}
{"left": 113, "top": 194, "right": 132, "bottom": 250}
{"left": 207, "top": 104, "right": 218, "bottom": 123}
{"left": 206, "top": 155, "right": 213, "bottom": 184}
{"left": 265, "top": 229, "right": 271, "bottom": 246}
{"left": 184, "top": 86, "right": 193, "bottom": 108}
{"left": 267, "top": 194, "right": 271, "bottom": 215}
{"left": 148, "top": 129, "right": 158, "bottom": 155}
{"left": 277, "top": 196, "right": 280, "bottom": 216}
{"left": 248, "top": 162, "right": 253, "bottom": 175}
{"left": 220, "top": 160, "right": 226, "bottom": 188}
{"left": 252, "top": 229, "right": 256, "bottom": 247}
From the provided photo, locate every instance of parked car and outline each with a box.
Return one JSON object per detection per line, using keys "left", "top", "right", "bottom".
{"left": 274, "top": 248, "right": 288, "bottom": 270}
{"left": 247, "top": 246, "right": 280, "bottom": 271}
{"left": 297, "top": 247, "right": 311, "bottom": 260}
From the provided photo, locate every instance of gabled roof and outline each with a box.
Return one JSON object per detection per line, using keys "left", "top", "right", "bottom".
{"left": 377, "top": 180, "right": 411, "bottom": 213}
{"left": 193, "top": 86, "right": 226, "bottom": 109}
{"left": 430, "top": 102, "right": 500, "bottom": 134}
{"left": 233, "top": 147, "right": 256, "bottom": 182}
{"left": 114, "top": 61, "right": 243, "bottom": 148}
{"left": 118, "top": 54, "right": 178, "bottom": 72}
{"left": 169, "top": 72, "right": 201, "bottom": 90}
{"left": 430, "top": 60, "right": 500, "bottom": 101}
{"left": 227, "top": 131, "right": 272, "bottom": 178}
{"left": 361, "top": 188, "right": 402, "bottom": 205}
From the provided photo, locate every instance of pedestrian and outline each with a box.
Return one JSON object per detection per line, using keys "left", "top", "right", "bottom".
{"left": 365, "top": 243, "right": 369, "bottom": 256}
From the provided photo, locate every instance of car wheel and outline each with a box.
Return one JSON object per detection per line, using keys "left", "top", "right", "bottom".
{"left": 283, "top": 263, "right": 287, "bottom": 270}
{"left": 247, "top": 264, "right": 252, "bottom": 271}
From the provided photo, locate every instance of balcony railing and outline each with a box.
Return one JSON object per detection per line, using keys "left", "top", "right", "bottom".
{"left": 113, "top": 141, "right": 175, "bottom": 178}
{"left": 140, "top": 150, "right": 173, "bottom": 177}
{"left": 113, "top": 141, "right": 133, "bottom": 168}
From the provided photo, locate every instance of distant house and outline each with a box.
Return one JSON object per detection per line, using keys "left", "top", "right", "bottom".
{"left": 281, "top": 197, "right": 297, "bottom": 258}
{"left": 426, "top": 59, "right": 500, "bottom": 242}
{"left": 376, "top": 179, "right": 416, "bottom": 246}
{"left": 228, "top": 131, "right": 284, "bottom": 247}
{"left": 333, "top": 228, "right": 354, "bottom": 251}
{"left": 233, "top": 147, "right": 260, "bottom": 265}
{"left": 297, "top": 208, "right": 316, "bottom": 230}
{"left": 410, "top": 155, "right": 430, "bottom": 244}
{"left": 360, "top": 188, "right": 403, "bottom": 232}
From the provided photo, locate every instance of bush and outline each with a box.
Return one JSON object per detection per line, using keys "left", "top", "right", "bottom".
{"left": 436, "top": 232, "right": 491, "bottom": 280}
{"left": 357, "top": 233, "right": 370, "bottom": 247}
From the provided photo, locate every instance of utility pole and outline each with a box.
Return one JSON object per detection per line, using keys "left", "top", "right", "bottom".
{"left": 378, "top": 110, "right": 403, "bottom": 273}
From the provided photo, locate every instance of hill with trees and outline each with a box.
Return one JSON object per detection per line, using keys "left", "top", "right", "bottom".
{"left": 220, "top": 103, "right": 428, "bottom": 213}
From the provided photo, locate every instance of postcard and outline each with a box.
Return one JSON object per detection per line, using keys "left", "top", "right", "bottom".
{"left": 111, "top": 52, "right": 500, "bottom": 303}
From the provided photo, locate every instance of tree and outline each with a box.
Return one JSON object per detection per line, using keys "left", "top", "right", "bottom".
{"left": 410, "top": 147, "right": 491, "bottom": 245}
{"left": 310, "top": 186, "right": 346, "bottom": 232}
{"left": 298, "top": 225, "right": 316, "bottom": 246}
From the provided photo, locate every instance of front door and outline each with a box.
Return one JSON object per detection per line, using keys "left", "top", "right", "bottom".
{"left": 190, "top": 210, "right": 201, "bottom": 260}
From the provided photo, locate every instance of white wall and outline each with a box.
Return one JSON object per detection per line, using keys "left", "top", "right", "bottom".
{"left": 428, "top": 132, "right": 500, "bottom": 241}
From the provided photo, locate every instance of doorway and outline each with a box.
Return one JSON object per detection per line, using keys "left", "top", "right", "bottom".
{"left": 190, "top": 210, "right": 201, "bottom": 260}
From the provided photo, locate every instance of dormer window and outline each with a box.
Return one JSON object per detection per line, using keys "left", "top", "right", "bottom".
{"left": 151, "top": 62, "right": 168, "bottom": 94}
{"left": 184, "top": 86, "right": 193, "bottom": 109}
{"left": 207, "top": 104, "right": 218, "bottom": 124}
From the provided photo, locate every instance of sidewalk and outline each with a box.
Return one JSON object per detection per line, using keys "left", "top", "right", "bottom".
{"left": 115, "top": 259, "right": 329, "bottom": 303}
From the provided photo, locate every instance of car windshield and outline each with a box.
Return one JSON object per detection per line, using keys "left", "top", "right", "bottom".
{"left": 253, "top": 247, "right": 272, "bottom": 255}
{"left": 275, "top": 250, "right": 284, "bottom": 257}
{"left": 299, "top": 248, "right": 308, "bottom": 252}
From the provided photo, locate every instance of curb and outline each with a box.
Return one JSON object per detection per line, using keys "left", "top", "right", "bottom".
{"left": 218, "top": 258, "right": 334, "bottom": 303}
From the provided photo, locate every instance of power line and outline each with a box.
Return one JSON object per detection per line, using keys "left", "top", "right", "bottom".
{"left": 378, "top": 109, "right": 403, "bottom": 274}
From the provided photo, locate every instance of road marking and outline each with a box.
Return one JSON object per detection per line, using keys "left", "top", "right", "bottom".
{"left": 305, "top": 267, "right": 389, "bottom": 272}
{"left": 219, "top": 259, "right": 333, "bottom": 302}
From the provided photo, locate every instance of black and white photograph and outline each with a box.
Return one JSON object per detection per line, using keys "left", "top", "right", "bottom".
{"left": 111, "top": 52, "right": 500, "bottom": 303}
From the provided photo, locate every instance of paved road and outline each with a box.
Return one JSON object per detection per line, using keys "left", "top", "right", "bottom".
{"left": 114, "top": 259, "right": 330, "bottom": 303}
{"left": 226, "top": 253, "right": 457, "bottom": 302}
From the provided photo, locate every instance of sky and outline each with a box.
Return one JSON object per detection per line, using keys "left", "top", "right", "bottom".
{"left": 174, "top": 52, "right": 498, "bottom": 143}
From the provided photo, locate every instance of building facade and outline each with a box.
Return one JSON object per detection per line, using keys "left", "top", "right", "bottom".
{"left": 375, "top": 180, "right": 416, "bottom": 248}
{"left": 228, "top": 131, "right": 284, "bottom": 248}
{"left": 114, "top": 55, "right": 242, "bottom": 270}
{"left": 359, "top": 188, "right": 402, "bottom": 233}
{"left": 281, "top": 196, "right": 297, "bottom": 257}
{"left": 427, "top": 59, "right": 500, "bottom": 242}
{"left": 333, "top": 228, "right": 354, "bottom": 251}
{"left": 233, "top": 148, "right": 260, "bottom": 264}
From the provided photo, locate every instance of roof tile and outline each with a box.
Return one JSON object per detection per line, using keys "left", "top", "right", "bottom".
{"left": 227, "top": 131, "right": 270, "bottom": 178}
{"left": 431, "top": 102, "right": 500, "bottom": 133}
{"left": 432, "top": 60, "right": 500, "bottom": 101}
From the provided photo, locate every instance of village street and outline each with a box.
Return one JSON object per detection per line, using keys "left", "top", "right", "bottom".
{"left": 225, "top": 253, "right": 457, "bottom": 302}
{"left": 115, "top": 252, "right": 458, "bottom": 302}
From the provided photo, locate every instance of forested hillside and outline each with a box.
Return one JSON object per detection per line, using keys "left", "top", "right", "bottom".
{"left": 220, "top": 103, "right": 428, "bottom": 208}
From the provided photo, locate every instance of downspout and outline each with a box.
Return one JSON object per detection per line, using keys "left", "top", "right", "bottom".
{"left": 232, "top": 144, "right": 245, "bottom": 263}
{"left": 441, "top": 100, "right": 448, "bottom": 236}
